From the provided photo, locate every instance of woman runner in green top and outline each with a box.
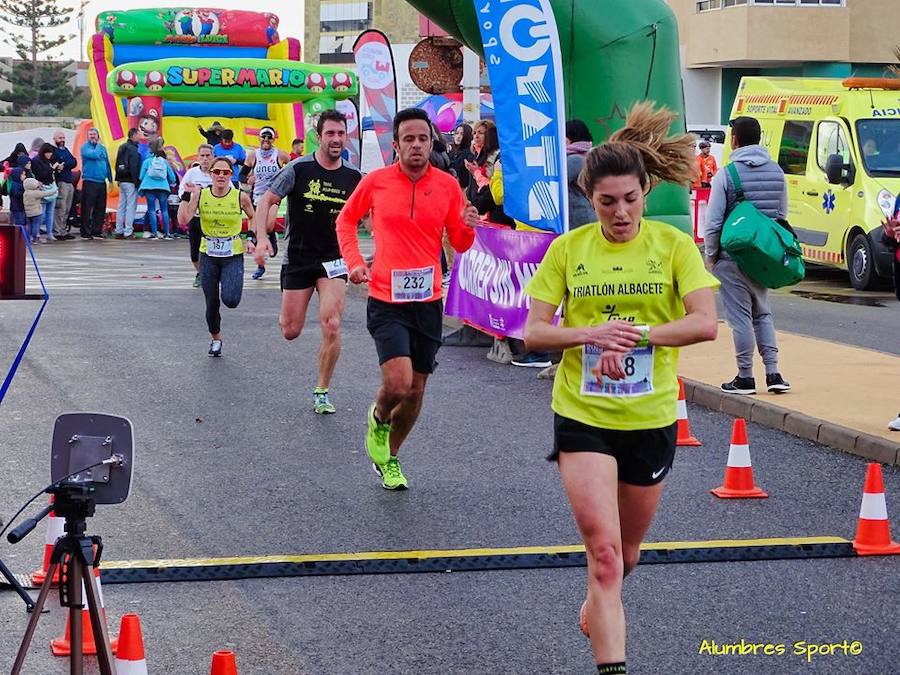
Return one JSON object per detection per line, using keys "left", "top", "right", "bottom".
{"left": 178, "top": 156, "right": 256, "bottom": 357}
{"left": 524, "top": 103, "right": 719, "bottom": 674}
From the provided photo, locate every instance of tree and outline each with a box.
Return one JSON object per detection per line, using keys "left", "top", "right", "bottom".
{"left": 0, "top": 0, "right": 76, "bottom": 114}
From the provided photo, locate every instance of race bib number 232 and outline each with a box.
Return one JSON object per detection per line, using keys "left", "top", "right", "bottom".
{"left": 391, "top": 266, "right": 434, "bottom": 302}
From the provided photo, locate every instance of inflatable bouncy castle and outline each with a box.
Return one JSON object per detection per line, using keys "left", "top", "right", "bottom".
{"left": 88, "top": 8, "right": 358, "bottom": 174}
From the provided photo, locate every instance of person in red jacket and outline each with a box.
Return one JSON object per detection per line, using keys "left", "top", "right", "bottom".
{"left": 336, "top": 107, "right": 479, "bottom": 490}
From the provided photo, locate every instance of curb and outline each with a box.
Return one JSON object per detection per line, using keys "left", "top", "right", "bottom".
{"left": 683, "top": 379, "right": 900, "bottom": 467}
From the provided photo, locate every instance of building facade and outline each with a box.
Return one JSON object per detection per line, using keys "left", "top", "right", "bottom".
{"left": 666, "top": 0, "right": 897, "bottom": 124}
{"left": 304, "top": 0, "right": 421, "bottom": 65}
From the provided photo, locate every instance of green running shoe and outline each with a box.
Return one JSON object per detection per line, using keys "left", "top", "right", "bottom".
{"left": 366, "top": 403, "right": 391, "bottom": 467}
{"left": 313, "top": 388, "right": 336, "bottom": 414}
{"left": 375, "top": 456, "right": 408, "bottom": 490}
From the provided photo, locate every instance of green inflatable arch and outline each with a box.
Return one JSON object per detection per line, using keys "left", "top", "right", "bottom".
{"left": 405, "top": 0, "right": 690, "bottom": 232}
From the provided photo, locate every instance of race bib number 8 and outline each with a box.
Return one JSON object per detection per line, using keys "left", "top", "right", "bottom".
{"left": 581, "top": 344, "right": 654, "bottom": 397}
{"left": 206, "top": 236, "right": 234, "bottom": 257}
{"left": 391, "top": 266, "right": 434, "bottom": 302}
{"left": 322, "top": 258, "right": 349, "bottom": 279}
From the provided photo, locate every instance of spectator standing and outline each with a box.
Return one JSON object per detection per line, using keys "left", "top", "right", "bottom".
{"left": 30, "top": 143, "right": 58, "bottom": 242}
{"left": 8, "top": 155, "right": 31, "bottom": 229}
{"left": 51, "top": 131, "right": 77, "bottom": 240}
{"left": 4, "top": 142, "right": 28, "bottom": 171}
{"left": 80, "top": 128, "right": 112, "bottom": 239}
{"left": 464, "top": 120, "right": 512, "bottom": 226}
{"left": 198, "top": 121, "right": 224, "bottom": 146}
{"left": 705, "top": 116, "right": 790, "bottom": 395}
{"left": 213, "top": 130, "right": 246, "bottom": 184}
{"left": 880, "top": 209, "right": 900, "bottom": 429}
{"left": 694, "top": 140, "right": 718, "bottom": 189}
{"left": 565, "top": 119, "right": 596, "bottom": 229}
{"left": 138, "top": 145, "right": 177, "bottom": 239}
{"left": 28, "top": 137, "right": 45, "bottom": 159}
{"left": 115, "top": 128, "right": 142, "bottom": 239}
{"left": 23, "top": 177, "right": 46, "bottom": 243}
{"left": 449, "top": 123, "right": 474, "bottom": 190}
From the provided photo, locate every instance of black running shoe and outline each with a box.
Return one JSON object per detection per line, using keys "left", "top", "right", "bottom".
{"left": 766, "top": 373, "right": 791, "bottom": 393}
{"left": 721, "top": 375, "right": 756, "bottom": 395}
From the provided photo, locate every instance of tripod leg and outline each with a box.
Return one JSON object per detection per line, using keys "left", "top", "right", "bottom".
{"left": 69, "top": 554, "right": 84, "bottom": 675}
{"left": 0, "top": 556, "right": 35, "bottom": 611}
{"left": 11, "top": 561, "right": 59, "bottom": 675}
{"left": 81, "top": 545, "right": 116, "bottom": 675}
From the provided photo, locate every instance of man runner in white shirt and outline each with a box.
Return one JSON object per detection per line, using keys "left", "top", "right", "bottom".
{"left": 242, "top": 126, "right": 290, "bottom": 279}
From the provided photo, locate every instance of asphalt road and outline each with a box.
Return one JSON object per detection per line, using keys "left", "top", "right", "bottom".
{"left": 0, "top": 240, "right": 898, "bottom": 674}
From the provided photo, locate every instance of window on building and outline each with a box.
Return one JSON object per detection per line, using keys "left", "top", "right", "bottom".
{"left": 696, "top": 0, "right": 721, "bottom": 11}
{"left": 778, "top": 121, "right": 814, "bottom": 175}
{"left": 723, "top": 0, "right": 748, "bottom": 6}
{"left": 816, "top": 121, "right": 852, "bottom": 172}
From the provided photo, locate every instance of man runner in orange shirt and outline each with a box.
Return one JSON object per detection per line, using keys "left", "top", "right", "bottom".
{"left": 337, "top": 108, "right": 479, "bottom": 490}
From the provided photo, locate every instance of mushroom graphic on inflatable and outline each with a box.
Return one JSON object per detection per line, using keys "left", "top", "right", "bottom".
{"left": 117, "top": 70, "right": 138, "bottom": 90}
{"left": 306, "top": 72, "right": 326, "bottom": 93}
{"left": 145, "top": 71, "right": 165, "bottom": 91}
{"left": 332, "top": 72, "right": 352, "bottom": 92}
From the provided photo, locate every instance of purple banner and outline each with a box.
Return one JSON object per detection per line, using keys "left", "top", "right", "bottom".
{"left": 445, "top": 225, "right": 556, "bottom": 339}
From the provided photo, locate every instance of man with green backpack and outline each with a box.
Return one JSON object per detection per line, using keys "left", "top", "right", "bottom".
{"left": 705, "top": 116, "right": 793, "bottom": 396}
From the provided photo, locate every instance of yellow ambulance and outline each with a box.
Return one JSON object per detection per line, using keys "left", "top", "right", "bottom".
{"left": 727, "top": 76, "right": 900, "bottom": 290}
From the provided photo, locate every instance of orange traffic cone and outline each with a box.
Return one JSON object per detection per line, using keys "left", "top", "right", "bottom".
{"left": 50, "top": 565, "right": 118, "bottom": 656}
{"left": 211, "top": 649, "right": 238, "bottom": 675}
{"left": 676, "top": 378, "right": 701, "bottom": 447}
{"left": 114, "top": 614, "right": 148, "bottom": 675}
{"left": 711, "top": 419, "right": 767, "bottom": 499}
{"left": 31, "top": 496, "right": 65, "bottom": 586}
{"left": 853, "top": 463, "right": 900, "bottom": 555}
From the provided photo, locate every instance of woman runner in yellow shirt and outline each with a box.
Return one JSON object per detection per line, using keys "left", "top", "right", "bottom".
{"left": 524, "top": 103, "right": 718, "bottom": 675}
{"left": 178, "top": 156, "right": 256, "bottom": 357}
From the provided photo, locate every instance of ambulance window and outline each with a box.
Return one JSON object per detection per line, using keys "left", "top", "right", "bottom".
{"left": 816, "top": 122, "right": 851, "bottom": 171}
{"left": 777, "top": 121, "right": 813, "bottom": 175}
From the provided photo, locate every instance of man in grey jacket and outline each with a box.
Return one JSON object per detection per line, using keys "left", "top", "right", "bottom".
{"left": 705, "top": 116, "right": 791, "bottom": 395}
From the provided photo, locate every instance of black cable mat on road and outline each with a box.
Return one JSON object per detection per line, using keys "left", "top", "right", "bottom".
{"left": 0, "top": 537, "right": 859, "bottom": 588}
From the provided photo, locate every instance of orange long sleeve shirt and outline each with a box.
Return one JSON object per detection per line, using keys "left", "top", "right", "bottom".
{"left": 336, "top": 163, "right": 475, "bottom": 304}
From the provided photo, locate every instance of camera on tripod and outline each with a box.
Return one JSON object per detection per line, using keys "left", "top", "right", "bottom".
{"left": 6, "top": 412, "right": 134, "bottom": 675}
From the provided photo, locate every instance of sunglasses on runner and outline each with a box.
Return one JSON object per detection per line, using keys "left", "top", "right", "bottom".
{"left": 260, "top": 133, "right": 273, "bottom": 139}
{"left": 211, "top": 168, "right": 233, "bottom": 176}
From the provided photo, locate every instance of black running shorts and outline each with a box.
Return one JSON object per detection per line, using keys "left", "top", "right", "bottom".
{"left": 366, "top": 297, "right": 442, "bottom": 375}
{"left": 551, "top": 414, "right": 677, "bottom": 486}
{"left": 280, "top": 262, "right": 348, "bottom": 290}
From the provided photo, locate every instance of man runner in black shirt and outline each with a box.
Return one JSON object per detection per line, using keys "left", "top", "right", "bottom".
{"left": 254, "top": 110, "right": 362, "bottom": 414}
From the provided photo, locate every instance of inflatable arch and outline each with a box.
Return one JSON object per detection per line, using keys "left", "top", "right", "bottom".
{"left": 406, "top": 0, "right": 690, "bottom": 230}
{"left": 89, "top": 8, "right": 357, "bottom": 177}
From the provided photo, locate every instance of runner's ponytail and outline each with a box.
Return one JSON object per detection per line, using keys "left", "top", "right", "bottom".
{"left": 579, "top": 102, "right": 696, "bottom": 198}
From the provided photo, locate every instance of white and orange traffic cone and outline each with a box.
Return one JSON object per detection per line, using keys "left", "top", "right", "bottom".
{"left": 676, "top": 378, "right": 701, "bottom": 447}
{"left": 853, "top": 463, "right": 900, "bottom": 556}
{"left": 711, "top": 419, "right": 767, "bottom": 499}
{"left": 31, "top": 496, "right": 65, "bottom": 586}
{"left": 114, "top": 614, "right": 148, "bottom": 674}
{"left": 50, "top": 565, "right": 118, "bottom": 656}
{"left": 211, "top": 649, "right": 238, "bottom": 675}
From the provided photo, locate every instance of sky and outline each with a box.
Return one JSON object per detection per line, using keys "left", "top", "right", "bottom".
{"left": 0, "top": 0, "right": 307, "bottom": 60}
